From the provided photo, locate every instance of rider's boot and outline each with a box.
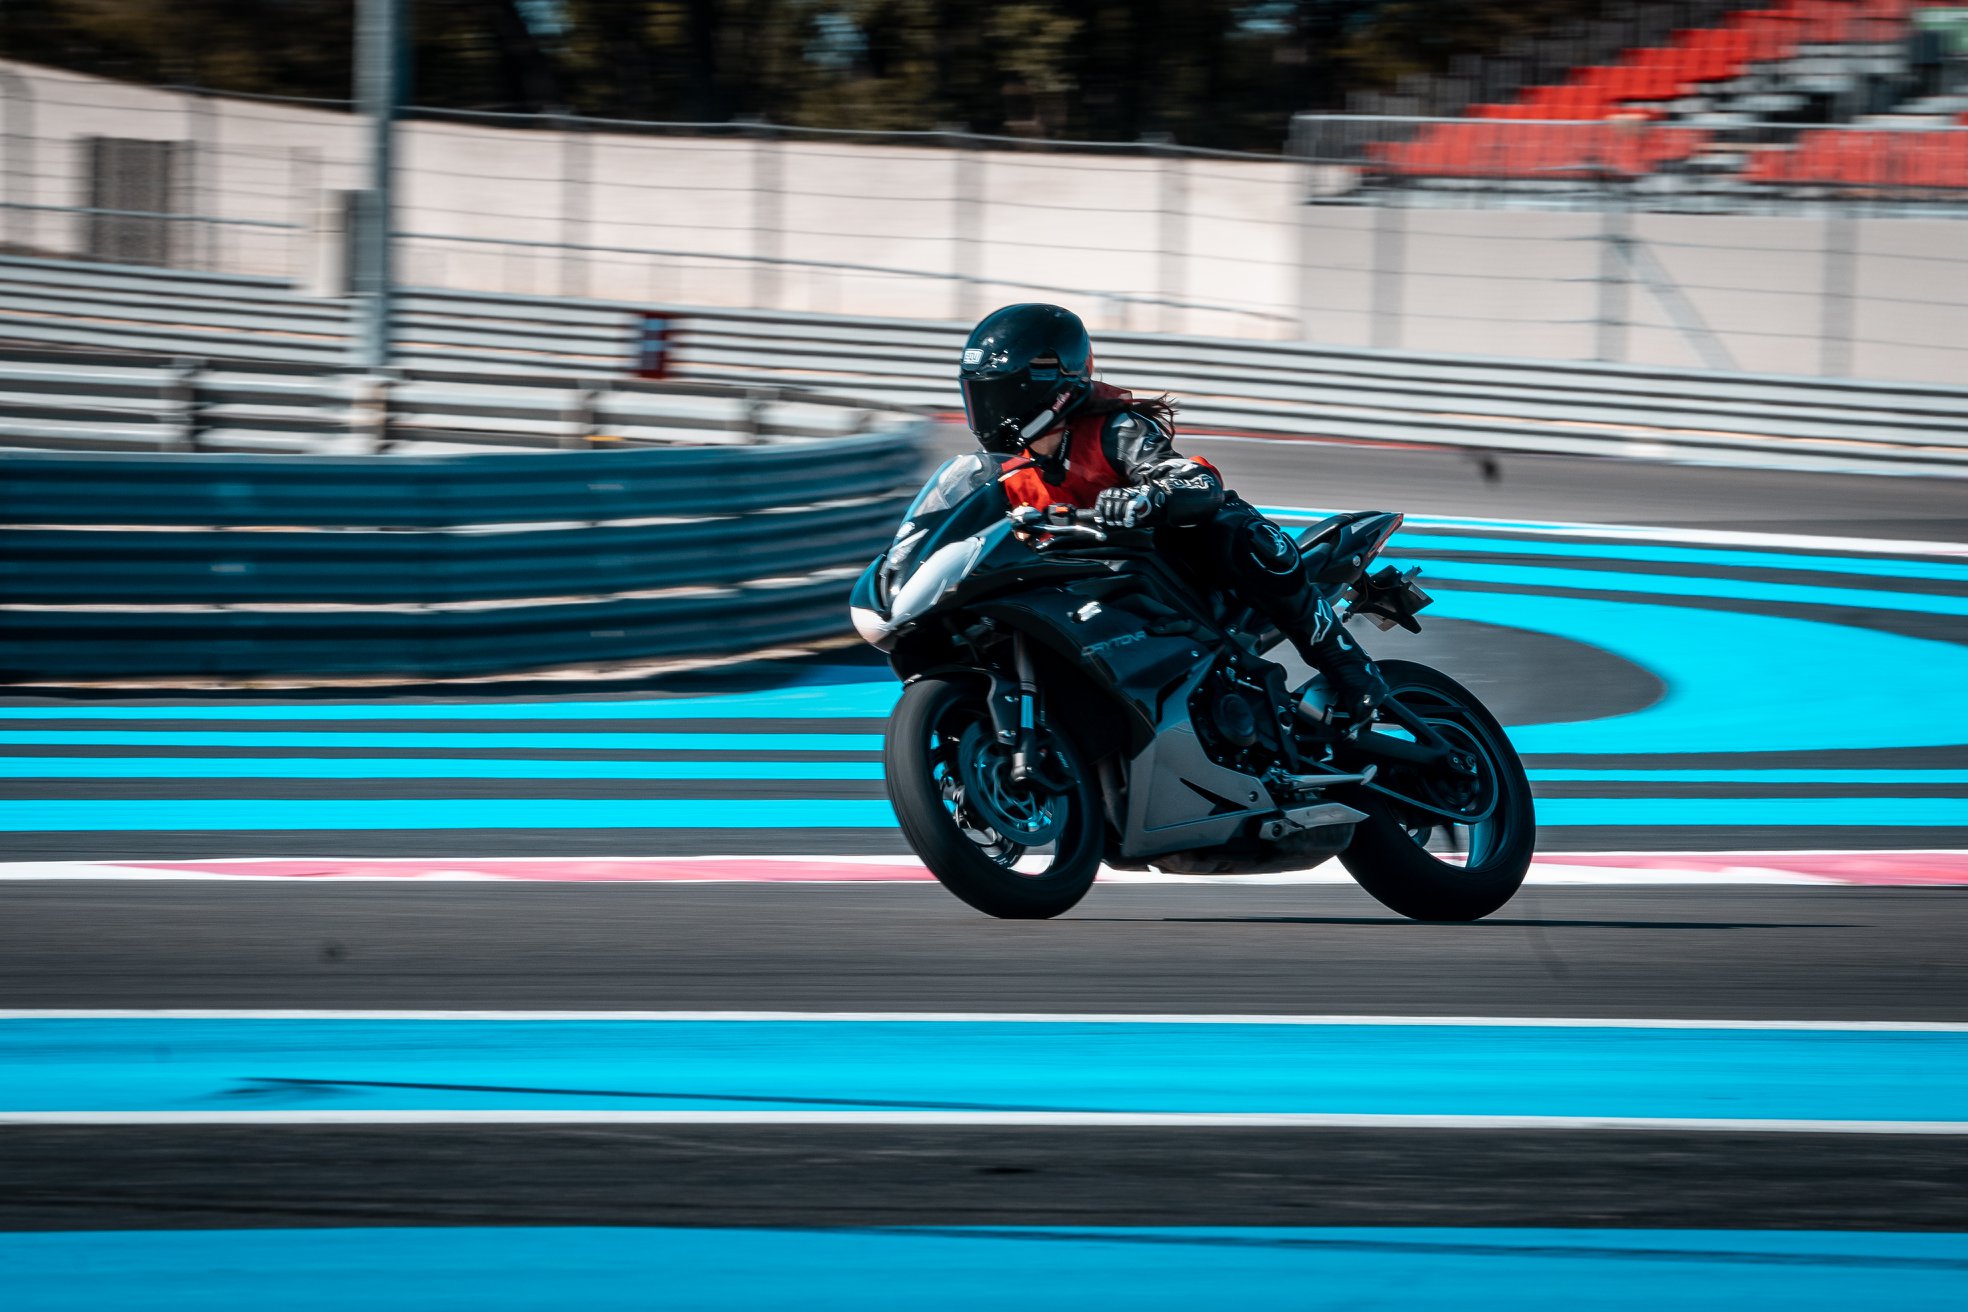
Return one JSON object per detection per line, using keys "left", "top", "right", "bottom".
{"left": 1282, "top": 595, "right": 1389, "bottom": 736}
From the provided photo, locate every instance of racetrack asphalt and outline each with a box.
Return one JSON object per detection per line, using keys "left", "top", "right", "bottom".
{"left": 4, "top": 442, "right": 1966, "bottom": 1260}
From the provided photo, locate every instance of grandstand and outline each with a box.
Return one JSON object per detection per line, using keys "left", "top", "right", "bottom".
{"left": 1349, "top": 0, "right": 1968, "bottom": 190}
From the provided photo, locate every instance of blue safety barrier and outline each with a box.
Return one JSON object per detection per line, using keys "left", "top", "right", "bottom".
{"left": 0, "top": 430, "right": 936, "bottom": 679}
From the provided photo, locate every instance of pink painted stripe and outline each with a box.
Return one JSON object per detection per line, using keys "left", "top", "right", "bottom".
{"left": 105, "top": 850, "right": 1968, "bottom": 885}
{"left": 1542, "top": 851, "right": 1968, "bottom": 886}
{"left": 123, "top": 857, "right": 936, "bottom": 882}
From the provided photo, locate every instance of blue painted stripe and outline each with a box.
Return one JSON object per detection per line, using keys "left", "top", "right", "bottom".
{"left": 1529, "top": 768, "right": 1968, "bottom": 785}
{"left": 1254, "top": 506, "right": 1968, "bottom": 580}
{"left": 0, "top": 685, "right": 902, "bottom": 721}
{"left": 5, "top": 1226, "right": 1967, "bottom": 1312}
{"left": 1393, "top": 533, "right": 1968, "bottom": 582}
{"left": 0, "top": 731, "right": 881, "bottom": 751}
{"left": 1427, "top": 591, "right": 1968, "bottom": 755}
{"left": 1403, "top": 558, "right": 1968, "bottom": 616}
{"left": 0, "top": 795, "right": 1960, "bottom": 832}
{"left": 6, "top": 758, "right": 1950, "bottom": 788}
{"left": 6, "top": 1018, "right": 1968, "bottom": 1121}
{"left": 0, "top": 756, "right": 884, "bottom": 780}
{"left": 0, "top": 798, "right": 894, "bottom": 831}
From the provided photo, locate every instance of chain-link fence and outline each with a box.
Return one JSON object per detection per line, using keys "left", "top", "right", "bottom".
{"left": 4, "top": 60, "right": 1966, "bottom": 383}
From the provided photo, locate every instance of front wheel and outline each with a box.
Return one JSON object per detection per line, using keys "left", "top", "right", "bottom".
{"left": 1338, "top": 660, "right": 1535, "bottom": 921}
{"left": 885, "top": 675, "right": 1106, "bottom": 919}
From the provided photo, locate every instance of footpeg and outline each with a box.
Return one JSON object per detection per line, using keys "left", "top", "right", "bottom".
{"left": 1272, "top": 764, "right": 1377, "bottom": 793}
{"left": 1259, "top": 800, "right": 1368, "bottom": 842}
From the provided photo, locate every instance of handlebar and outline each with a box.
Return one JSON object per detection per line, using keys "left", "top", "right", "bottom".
{"left": 1007, "top": 504, "right": 1110, "bottom": 542}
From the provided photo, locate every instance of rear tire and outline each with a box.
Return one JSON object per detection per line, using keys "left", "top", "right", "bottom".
{"left": 1338, "top": 660, "right": 1534, "bottom": 922}
{"left": 885, "top": 675, "right": 1105, "bottom": 919}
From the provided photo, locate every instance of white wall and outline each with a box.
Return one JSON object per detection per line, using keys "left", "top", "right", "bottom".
{"left": 5, "top": 60, "right": 1964, "bottom": 383}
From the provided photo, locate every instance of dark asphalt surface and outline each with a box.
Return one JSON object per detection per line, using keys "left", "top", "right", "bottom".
{"left": 1186, "top": 434, "right": 1968, "bottom": 542}
{"left": 7, "top": 444, "right": 1967, "bottom": 1236}
{"left": 4, "top": 880, "right": 1967, "bottom": 1232}
{"left": 4, "top": 882, "right": 1963, "bottom": 1018}
{"left": 7, "top": 1127, "right": 1965, "bottom": 1233}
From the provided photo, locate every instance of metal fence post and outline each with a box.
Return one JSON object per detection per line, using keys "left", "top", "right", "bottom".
{"left": 562, "top": 381, "right": 598, "bottom": 448}
{"left": 352, "top": 0, "right": 405, "bottom": 370}
{"left": 1370, "top": 195, "right": 1405, "bottom": 350}
{"left": 355, "top": 372, "right": 393, "bottom": 452}
{"left": 559, "top": 113, "right": 590, "bottom": 301}
{"left": 185, "top": 85, "right": 214, "bottom": 271}
{"left": 1819, "top": 208, "right": 1856, "bottom": 378}
{"left": 167, "top": 357, "right": 203, "bottom": 451}
{"left": 1595, "top": 183, "right": 1630, "bottom": 364}
{"left": 1154, "top": 138, "right": 1186, "bottom": 334}
{"left": 0, "top": 66, "right": 32, "bottom": 252}
{"left": 751, "top": 120, "right": 781, "bottom": 310}
{"left": 949, "top": 128, "right": 981, "bottom": 323}
{"left": 1295, "top": 162, "right": 1317, "bottom": 343}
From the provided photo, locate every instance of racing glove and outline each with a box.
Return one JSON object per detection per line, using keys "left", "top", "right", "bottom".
{"left": 1093, "top": 485, "right": 1162, "bottom": 530}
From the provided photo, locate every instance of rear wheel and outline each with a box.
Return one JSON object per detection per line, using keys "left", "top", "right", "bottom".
{"left": 1338, "top": 660, "right": 1534, "bottom": 921}
{"left": 885, "top": 675, "right": 1104, "bottom": 919}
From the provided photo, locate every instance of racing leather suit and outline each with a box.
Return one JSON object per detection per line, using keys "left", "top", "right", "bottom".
{"left": 997, "top": 384, "right": 1385, "bottom": 726}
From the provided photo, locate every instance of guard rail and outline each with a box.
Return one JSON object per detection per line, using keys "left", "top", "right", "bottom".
{"left": 0, "top": 425, "right": 937, "bottom": 681}
{"left": 5, "top": 253, "right": 1967, "bottom": 476}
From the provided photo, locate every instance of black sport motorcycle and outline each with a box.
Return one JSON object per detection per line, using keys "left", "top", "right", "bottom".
{"left": 849, "top": 452, "right": 1535, "bottom": 921}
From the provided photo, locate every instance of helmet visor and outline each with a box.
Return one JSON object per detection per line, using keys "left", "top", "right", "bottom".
{"left": 961, "top": 372, "right": 1060, "bottom": 452}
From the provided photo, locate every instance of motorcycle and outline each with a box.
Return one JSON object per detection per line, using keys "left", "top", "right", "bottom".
{"left": 849, "top": 451, "right": 1535, "bottom": 921}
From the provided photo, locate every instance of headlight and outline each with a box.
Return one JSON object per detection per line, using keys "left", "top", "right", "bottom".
{"left": 850, "top": 605, "right": 889, "bottom": 648}
{"left": 887, "top": 536, "right": 984, "bottom": 628}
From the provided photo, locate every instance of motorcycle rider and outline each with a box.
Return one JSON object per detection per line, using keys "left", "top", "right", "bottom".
{"left": 957, "top": 302, "right": 1389, "bottom": 732}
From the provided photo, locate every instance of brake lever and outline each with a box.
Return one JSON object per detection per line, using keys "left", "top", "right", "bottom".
{"left": 1008, "top": 509, "right": 1108, "bottom": 545}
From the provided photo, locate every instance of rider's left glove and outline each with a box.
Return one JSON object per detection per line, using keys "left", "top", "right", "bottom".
{"left": 1093, "top": 486, "right": 1162, "bottom": 530}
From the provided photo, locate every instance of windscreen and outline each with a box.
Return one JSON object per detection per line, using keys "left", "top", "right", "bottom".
{"left": 880, "top": 452, "right": 1002, "bottom": 604}
{"left": 902, "top": 451, "right": 997, "bottom": 523}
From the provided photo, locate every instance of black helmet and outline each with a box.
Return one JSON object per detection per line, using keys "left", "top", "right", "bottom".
{"left": 958, "top": 303, "right": 1093, "bottom": 455}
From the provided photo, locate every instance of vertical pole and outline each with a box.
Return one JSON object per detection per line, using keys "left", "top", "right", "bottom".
{"left": 1819, "top": 208, "right": 1856, "bottom": 378}
{"left": 353, "top": 0, "right": 404, "bottom": 370}
{"left": 184, "top": 87, "right": 213, "bottom": 270}
{"left": 1370, "top": 194, "right": 1404, "bottom": 350}
{"left": 290, "top": 146, "right": 319, "bottom": 287}
{"left": 0, "top": 67, "right": 33, "bottom": 251}
{"left": 950, "top": 129, "right": 981, "bottom": 323}
{"left": 751, "top": 121, "right": 781, "bottom": 310}
{"left": 1296, "top": 162, "right": 1317, "bottom": 343}
{"left": 1157, "top": 142, "right": 1186, "bottom": 333}
{"left": 1595, "top": 184, "right": 1629, "bottom": 363}
{"left": 559, "top": 113, "right": 589, "bottom": 301}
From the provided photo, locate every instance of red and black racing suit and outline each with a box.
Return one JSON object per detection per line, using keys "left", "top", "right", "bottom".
{"left": 997, "top": 383, "right": 1380, "bottom": 714}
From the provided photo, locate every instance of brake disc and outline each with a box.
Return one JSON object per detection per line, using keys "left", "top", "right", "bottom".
{"left": 955, "top": 722, "right": 1066, "bottom": 847}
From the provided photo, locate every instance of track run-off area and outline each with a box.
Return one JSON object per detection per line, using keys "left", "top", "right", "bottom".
{"left": 3, "top": 447, "right": 1966, "bottom": 1307}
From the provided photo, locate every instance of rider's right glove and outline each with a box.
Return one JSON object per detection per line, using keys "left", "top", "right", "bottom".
{"left": 1093, "top": 486, "right": 1162, "bottom": 530}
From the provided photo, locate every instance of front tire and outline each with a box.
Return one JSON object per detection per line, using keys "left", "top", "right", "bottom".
{"left": 885, "top": 675, "right": 1105, "bottom": 919}
{"left": 1338, "top": 660, "right": 1535, "bottom": 921}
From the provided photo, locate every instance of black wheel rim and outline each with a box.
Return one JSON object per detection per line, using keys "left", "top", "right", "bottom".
{"left": 923, "top": 693, "right": 1078, "bottom": 878}
{"left": 1375, "top": 686, "right": 1523, "bottom": 874}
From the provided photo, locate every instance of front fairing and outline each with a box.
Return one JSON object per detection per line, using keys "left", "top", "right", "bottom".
{"left": 879, "top": 452, "right": 1007, "bottom": 605}
{"left": 852, "top": 451, "right": 1127, "bottom": 651}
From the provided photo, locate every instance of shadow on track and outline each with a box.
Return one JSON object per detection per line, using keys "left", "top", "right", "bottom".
{"left": 1077, "top": 916, "right": 1861, "bottom": 930}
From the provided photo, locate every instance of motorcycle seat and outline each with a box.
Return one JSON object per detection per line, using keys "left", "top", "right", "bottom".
{"left": 1295, "top": 510, "right": 1400, "bottom": 585}
{"left": 1294, "top": 514, "right": 1356, "bottom": 550}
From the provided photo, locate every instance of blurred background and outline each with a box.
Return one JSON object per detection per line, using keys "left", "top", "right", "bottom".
{"left": 4, "top": 0, "right": 1967, "bottom": 683}
{"left": 4, "top": 6, "right": 1968, "bottom": 1299}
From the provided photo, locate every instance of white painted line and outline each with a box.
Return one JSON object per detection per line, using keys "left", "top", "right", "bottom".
{"left": 4, "top": 1010, "right": 1964, "bottom": 1031}
{"left": 1250, "top": 501, "right": 1968, "bottom": 559}
{"left": 1, "top": 1110, "right": 1963, "bottom": 1133}
{"left": 3, "top": 851, "right": 1956, "bottom": 886}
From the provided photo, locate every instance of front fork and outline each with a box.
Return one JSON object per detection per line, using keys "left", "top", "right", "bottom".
{"left": 989, "top": 634, "right": 1060, "bottom": 790}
